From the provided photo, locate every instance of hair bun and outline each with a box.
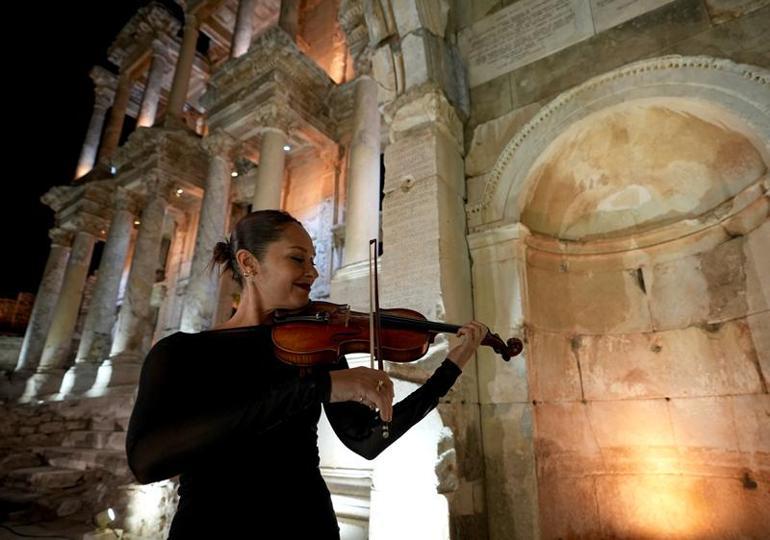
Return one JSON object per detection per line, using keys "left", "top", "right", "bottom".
{"left": 212, "top": 239, "right": 233, "bottom": 265}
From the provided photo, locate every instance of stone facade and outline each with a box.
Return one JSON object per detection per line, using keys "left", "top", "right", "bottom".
{"left": 1, "top": 0, "right": 768, "bottom": 539}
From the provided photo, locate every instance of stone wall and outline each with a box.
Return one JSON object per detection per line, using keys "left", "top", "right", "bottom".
{"left": 0, "top": 394, "right": 177, "bottom": 539}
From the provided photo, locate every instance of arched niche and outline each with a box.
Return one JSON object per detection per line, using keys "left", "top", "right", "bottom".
{"left": 467, "top": 55, "right": 770, "bottom": 232}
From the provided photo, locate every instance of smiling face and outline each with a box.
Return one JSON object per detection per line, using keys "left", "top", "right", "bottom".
{"left": 240, "top": 222, "right": 318, "bottom": 312}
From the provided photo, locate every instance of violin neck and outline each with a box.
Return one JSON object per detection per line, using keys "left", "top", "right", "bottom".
{"left": 379, "top": 313, "right": 461, "bottom": 335}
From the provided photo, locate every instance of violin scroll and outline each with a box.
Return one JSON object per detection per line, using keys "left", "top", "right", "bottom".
{"left": 482, "top": 331, "right": 524, "bottom": 362}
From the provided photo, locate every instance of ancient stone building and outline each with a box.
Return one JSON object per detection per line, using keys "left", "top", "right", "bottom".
{"left": 1, "top": 0, "right": 768, "bottom": 538}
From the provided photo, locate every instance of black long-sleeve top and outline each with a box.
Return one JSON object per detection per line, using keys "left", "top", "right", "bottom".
{"left": 125, "top": 324, "right": 462, "bottom": 539}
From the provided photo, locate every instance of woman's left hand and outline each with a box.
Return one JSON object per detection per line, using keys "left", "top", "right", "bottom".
{"left": 446, "top": 320, "right": 487, "bottom": 370}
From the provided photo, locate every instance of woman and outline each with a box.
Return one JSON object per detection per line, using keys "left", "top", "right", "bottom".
{"left": 126, "top": 210, "right": 486, "bottom": 539}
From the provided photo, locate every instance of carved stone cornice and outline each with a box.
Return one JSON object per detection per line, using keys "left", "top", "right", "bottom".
{"left": 48, "top": 227, "right": 74, "bottom": 248}
{"left": 41, "top": 186, "right": 80, "bottom": 213}
{"left": 108, "top": 2, "right": 181, "bottom": 69}
{"left": 202, "top": 26, "right": 335, "bottom": 144}
{"left": 62, "top": 212, "right": 109, "bottom": 237}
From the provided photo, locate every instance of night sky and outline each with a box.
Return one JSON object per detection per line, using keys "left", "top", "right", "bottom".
{"left": 1, "top": 1, "right": 151, "bottom": 299}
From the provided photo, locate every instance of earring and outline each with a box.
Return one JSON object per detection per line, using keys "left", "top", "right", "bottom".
{"left": 242, "top": 271, "right": 252, "bottom": 278}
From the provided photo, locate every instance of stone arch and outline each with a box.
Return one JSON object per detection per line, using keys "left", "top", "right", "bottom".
{"left": 466, "top": 55, "right": 770, "bottom": 232}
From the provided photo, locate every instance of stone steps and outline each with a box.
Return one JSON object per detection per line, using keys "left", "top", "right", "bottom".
{"left": 33, "top": 447, "right": 130, "bottom": 478}
{"left": 61, "top": 430, "right": 126, "bottom": 451}
{"left": 5, "top": 466, "right": 85, "bottom": 491}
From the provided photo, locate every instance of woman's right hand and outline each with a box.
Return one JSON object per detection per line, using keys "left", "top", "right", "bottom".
{"left": 329, "top": 367, "right": 394, "bottom": 422}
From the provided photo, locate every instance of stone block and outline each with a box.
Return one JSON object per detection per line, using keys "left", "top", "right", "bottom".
{"left": 480, "top": 402, "right": 539, "bottom": 540}
{"left": 468, "top": 74, "right": 512, "bottom": 130}
{"left": 663, "top": 4, "right": 770, "bottom": 66}
{"left": 704, "top": 0, "right": 769, "bottom": 24}
{"left": 594, "top": 474, "right": 770, "bottom": 538}
{"left": 589, "top": 399, "right": 674, "bottom": 448}
{"left": 471, "top": 240, "right": 529, "bottom": 404}
{"left": 453, "top": 0, "right": 501, "bottom": 31}
{"left": 649, "top": 253, "right": 710, "bottom": 330}
{"left": 701, "top": 236, "right": 751, "bottom": 322}
{"left": 731, "top": 393, "right": 770, "bottom": 454}
{"left": 579, "top": 322, "right": 764, "bottom": 400}
{"left": 747, "top": 311, "right": 770, "bottom": 386}
{"left": 534, "top": 401, "right": 602, "bottom": 477}
{"left": 527, "top": 331, "right": 582, "bottom": 402}
{"left": 466, "top": 102, "right": 541, "bottom": 177}
{"left": 526, "top": 262, "right": 652, "bottom": 335}
{"left": 668, "top": 396, "right": 739, "bottom": 450}
{"left": 537, "top": 476, "right": 602, "bottom": 539}
{"left": 392, "top": 0, "right": 450, "bottom": 37}
{"left": 372, "top": 44, "right": 398, "bottom": 104}
{"left": 744, "top": 219, "right": 770, "bottom": 316}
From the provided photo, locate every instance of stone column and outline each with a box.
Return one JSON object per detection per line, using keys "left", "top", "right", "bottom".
{"left": 251, "top": 128, "right": 287, "bottom": 210}
{"left": 15, "top": 228, "right": 73, "bottom": 374}
{"left": 167, "top": 14, "right": 200, "bottom": 122}
{"left": 95, "top": 177, "right": 172, "bottom": 390}
{"left": 75, "top": 68, "right": 116, "bottom": 179}
{"left": 342, "top": 75, "right": 380, "bottom": 266}
{"left": 180, "top": 131, "right": 235, "bottom": 333}
{"left": 97, "top": 71, "right": 132, "bottom": 164}
{"left": 60, "top": 189, "right": 136, "bottom": 396}
{"left": 374, "top": 89, "right": 483, "bottom": 538}
{"left": 26, "top": 229, "right": 97, "bottom": 398}
{"left": 137, "top": 41, "right": 171, "bottom": 128}
{"left": 231, "top": 0, "right": 256, "bottom": 58}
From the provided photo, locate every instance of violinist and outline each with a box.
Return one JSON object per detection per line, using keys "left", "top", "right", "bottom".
{"left": 125, "top": 209, "right": 487, "bottom": 539}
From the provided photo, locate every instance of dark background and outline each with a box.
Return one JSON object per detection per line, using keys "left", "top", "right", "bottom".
{"left": 1, "top": 2, "right": 148, "bottom": 299}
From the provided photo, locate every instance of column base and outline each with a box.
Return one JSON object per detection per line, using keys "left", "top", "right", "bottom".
{"left": 0, "top": 369, "right": 34, "bottom": 402}
{"left": 87, "top": 355, "right": 143, "bottom": 395}
{"left": 57, "top": 362, "right": 102, "bottom": 398}
{"left": 18, "top": 369, "right": 67, "bottom": 402}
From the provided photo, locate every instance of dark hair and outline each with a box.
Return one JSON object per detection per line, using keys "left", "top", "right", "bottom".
{"left": 212, "top": 210, "right": 302, "bottom": 286}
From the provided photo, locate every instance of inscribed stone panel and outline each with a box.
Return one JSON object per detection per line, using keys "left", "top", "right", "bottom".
{"left": 384, "top": 132, "right": 437, "bottom": 192}
{"left": 458, "top": 0, "right": 594, "bottom": 87}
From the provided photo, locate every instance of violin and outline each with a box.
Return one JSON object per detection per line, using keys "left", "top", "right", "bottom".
{"left": 271, "top": 300, "right": 523, "bottom": 367}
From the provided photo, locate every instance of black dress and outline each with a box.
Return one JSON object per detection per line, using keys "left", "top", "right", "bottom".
{"left": 125, "top": 325, "right": 462, "bottom": 539}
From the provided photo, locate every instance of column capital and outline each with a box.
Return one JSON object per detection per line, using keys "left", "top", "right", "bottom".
{"left": 144, "top": 174, "right": 175, "bottom": 202}
{"left": 113, "top": 187, "right": 140, "bottom": 214}
{"left": 48, "top": 227, "right": 74, "bottom": 247}
{"left": 353, "top": 46, "right": 374, "bottom": 77}
{"left": 93, "top": 86, "right": 116, "bottom": 110}
{"left": 184, "top": 13, "right": 199, "bottom": 29}
{"left": 90, "top": 66, "right": 117, "bottom": 91}
{"left": 202, "top": 129, "right": 238, "bottom": 159}
{"left": 254, "top": 103, "right": 294, "bottom": 135}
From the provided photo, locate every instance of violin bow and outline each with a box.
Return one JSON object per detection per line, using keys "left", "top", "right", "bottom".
{"left": 369, "top": 238, "right": 390, "bottom": 439}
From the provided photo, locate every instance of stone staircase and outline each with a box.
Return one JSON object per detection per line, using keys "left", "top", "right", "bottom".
{"left": 0, "top": 410, "right": 134, "bottom": 531}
